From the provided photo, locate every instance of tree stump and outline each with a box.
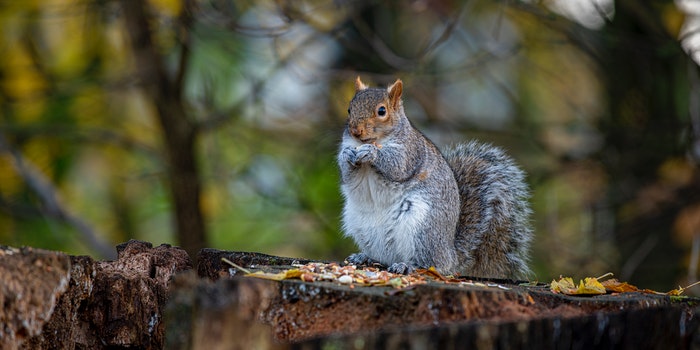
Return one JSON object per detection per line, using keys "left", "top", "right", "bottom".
{"left": 171, "top": 248, "right": 700, "bottom": 349}
{"left": 1, "top": 243, "right": 699, "bottom": 349}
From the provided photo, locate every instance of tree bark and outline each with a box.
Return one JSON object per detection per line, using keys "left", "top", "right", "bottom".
{"left": 3, "top": 240, "right": 191, "bottom": 349}
{"left": 2, "top": 244, "right": 699, "bottom": 349}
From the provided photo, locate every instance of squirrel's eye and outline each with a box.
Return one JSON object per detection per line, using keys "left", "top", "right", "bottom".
{"left": 377, "top": 106, "right": 386, "bottom": 116}
{"left": 347, "top": 108, "right": 351, "bottom": 115}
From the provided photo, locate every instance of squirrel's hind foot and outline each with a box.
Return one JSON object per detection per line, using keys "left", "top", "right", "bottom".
{"left": 345, "top": 254, "right": 416, "bottom": 275}
{"left": 387, "top": 262, "right": 415, "bottom": 275}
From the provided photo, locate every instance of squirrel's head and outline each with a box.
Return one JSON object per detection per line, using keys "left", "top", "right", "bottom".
{"left": 346, "top": 77, "right": 404, "bottom": 143}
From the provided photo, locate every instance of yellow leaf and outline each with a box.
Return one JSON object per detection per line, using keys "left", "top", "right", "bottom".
{"left": 550, "top": 277, "right": 576, "bottom": 294}
{"left": 388, "top": 277, "right": 404, "bottom": 288}
{"left": 577, "top": 277, "right": 606, "bottom": 295}
{"left": 551, "top": 276, "right": 605, "bottom": 295}
{"left": 246, "top": 269, "right": 303, "bottom": 281}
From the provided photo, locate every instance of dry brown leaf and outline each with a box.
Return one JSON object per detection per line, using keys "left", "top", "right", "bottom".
{"left": 417, "top": 266, "right": 450, "bottom": 282}
{"left": 601, "top": 279, "right": 639, "bottom": 293}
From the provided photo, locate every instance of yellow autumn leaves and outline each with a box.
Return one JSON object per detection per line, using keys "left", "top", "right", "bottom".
{"left": 550, "top": 273, "right": 700, "bottom": 296}
{"left": 550, "top": 276, "right": 607, "bottom": 295}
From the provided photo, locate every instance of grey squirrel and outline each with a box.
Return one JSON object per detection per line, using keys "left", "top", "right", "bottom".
{"left": 338, "top": 77, "right": 532, "bottom": 279}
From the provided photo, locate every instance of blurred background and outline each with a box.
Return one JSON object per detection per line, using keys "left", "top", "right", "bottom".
{"left": 0, "top": 0, "right": 699, "bottom": 291}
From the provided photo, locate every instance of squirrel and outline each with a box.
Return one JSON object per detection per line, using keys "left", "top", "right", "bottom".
{"left": 338, "top": 77, "right": 532, "bottom": 279}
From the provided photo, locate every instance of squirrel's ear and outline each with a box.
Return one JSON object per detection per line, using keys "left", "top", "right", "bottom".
{"left": 387, "top": 79, "right": 403, "bottom": 109}
{"left": 355, "top": 76, "right": 368, "bottom": 92}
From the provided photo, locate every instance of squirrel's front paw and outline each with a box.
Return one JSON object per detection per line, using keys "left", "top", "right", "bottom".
{"left": 354, "top": 144, "right": 378, "bottom": 164}
{"left": 388, "top": 262, "right": 415, "bottom": 275}
{"left": 341, "top": 147, "right": 359, "bottom": 167}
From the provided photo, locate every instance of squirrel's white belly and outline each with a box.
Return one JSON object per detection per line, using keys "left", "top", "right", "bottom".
{"left": 341, "top": 166, "right": 429, "bottom": 266}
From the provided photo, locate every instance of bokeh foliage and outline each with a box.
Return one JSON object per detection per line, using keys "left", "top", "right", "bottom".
{"left": 0, "top": 0, "right": 699, "bottom": 290}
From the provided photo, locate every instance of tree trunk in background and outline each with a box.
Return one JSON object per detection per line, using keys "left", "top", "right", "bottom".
{"left": 122, "top": 0, "right": 207, "bottom": 258}
{"left": 599, "top": 0, "right": 698, "bottom": 289}
{"left": 155, "top": 100, "right": 206, "bottom": 260}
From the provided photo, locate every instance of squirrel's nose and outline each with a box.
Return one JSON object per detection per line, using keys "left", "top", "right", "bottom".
{"left": 350, "top": 126, "right": 364, "bottom": 138}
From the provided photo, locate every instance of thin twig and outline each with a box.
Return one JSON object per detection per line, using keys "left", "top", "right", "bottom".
{"left": 595, "top": 272, "right": 614, "bottom": 281}
{"left": 417, "top": 2, "right": 469, "bottom": 60}
{"left": 222, "top": 257, "right": 252, "bottom": 274}
{"left": 620, "top": 234, "right": 658, "bottom": 280}
{"left": 349, "top": 11, "right": 415, "bottom": 70}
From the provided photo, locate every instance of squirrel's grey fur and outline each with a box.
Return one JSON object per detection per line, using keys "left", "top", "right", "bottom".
{"left": 338, "top": 77, "right": 532, "bottom": 278}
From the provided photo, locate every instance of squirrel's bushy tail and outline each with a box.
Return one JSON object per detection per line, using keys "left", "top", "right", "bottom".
{"left": 444, "top": 141, "right": 533, "bottom": 279}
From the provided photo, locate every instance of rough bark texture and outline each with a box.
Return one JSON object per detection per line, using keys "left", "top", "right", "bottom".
{"left": 0, "top": 240, "right": 191, "bottom": 349}
{"left": 0, "top": 246, "right": 71, "bottom": 349}
{"left": 2, "top": 243, "right": 700, "bottom": 349}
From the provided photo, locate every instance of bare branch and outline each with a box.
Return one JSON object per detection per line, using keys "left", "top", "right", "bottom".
{"left": 589, "top": 0, "right": 614, "bottom": 26}
{"left": 509, "top": 2, "right": 603, "bottom": 65}
{"left": 620, "top": 234, "right": 658, "bottom": 281}
{"left": 680, "top": 27, "right": 700, "bottom": 43}
{"left": 0, "top": 125, "right": 161, "bottom": 161}
{"left": 175, "top": 0, "right": 195, "bottom": 96}
{"left": 0, "top": 133, "right": 116, "bottom": 259}
{"left": 416, "top": 2, "right": 469, "bottom": 60}
{"left": 196, "top": 8, "right": 351, "bottom": 132}
{"left": 349, "top": 12, "right": 415, "bottom": 70}
{"left": 197, "top": 1, "right": 293, "bottom": 37}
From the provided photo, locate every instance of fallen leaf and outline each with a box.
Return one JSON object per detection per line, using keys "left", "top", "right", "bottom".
{"left": 550, "top": 276, "right": 606, "bottom": 295}
{"left": 417, "top": 266, "right": 450, "bottom": 282}
{"left": 601, "top": 279, "right": 639, "bottom": 293}
{"left": 550, "top": 277, "right": 577, "bottom": 294}
{"left": 577, "top": 277, "right": 606, "bottom": 295}
{"left": 246, "top": 269, "right": 303, "bottom": 281}
{"left": 389, "top": 277, "right": 404, "bottom": 288}
{"left": 667, "top": 280, "right": 700, "bottom": 296}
